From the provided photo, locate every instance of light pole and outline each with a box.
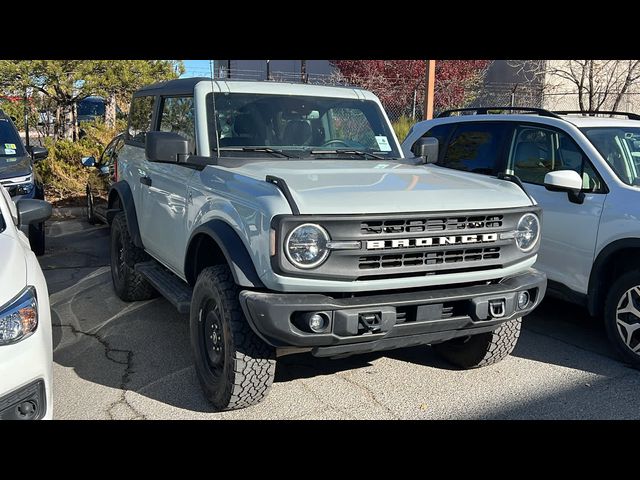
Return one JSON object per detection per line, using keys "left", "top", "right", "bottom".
{"left": 423, "top": 60, "right": 436, "bottom": 120}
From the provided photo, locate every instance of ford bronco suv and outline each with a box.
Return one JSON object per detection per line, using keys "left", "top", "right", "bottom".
{"left": 403, "top": 107, "right": 640, "bottom": 367}
{"left": 107, "top": 79, "right": 546, "bottom": 410}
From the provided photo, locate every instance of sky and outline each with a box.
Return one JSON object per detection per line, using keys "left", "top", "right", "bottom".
{"left": 182, "top": 60, "right": 211, "bottom": 78}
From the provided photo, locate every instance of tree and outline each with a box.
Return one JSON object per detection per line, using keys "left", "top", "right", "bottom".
{"left": 0, "top": 60, "right": 184, "bottom": 139}
{"left": 508, "top": 60, "right": 640, "bottom": 112}
{"left": 330, "top": 60, "right": 491, "bottom": 117}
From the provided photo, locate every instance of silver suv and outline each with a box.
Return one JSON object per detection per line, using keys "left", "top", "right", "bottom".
{"left": 107, "top": 79, "right": 546, "bottom": 410}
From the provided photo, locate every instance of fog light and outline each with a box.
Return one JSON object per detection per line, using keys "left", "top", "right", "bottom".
{"left": 517, "top": 291, "right": 530, "bottom": 310}
{"left": 308, "top": 313, "right": 328, "bottom": 333}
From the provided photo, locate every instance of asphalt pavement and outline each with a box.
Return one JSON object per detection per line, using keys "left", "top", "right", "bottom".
{"left": 42, "top": 219, "right": 640, "bottom": 419}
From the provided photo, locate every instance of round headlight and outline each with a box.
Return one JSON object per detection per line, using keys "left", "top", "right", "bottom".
{"left": 515, "top": 213, "right": 540, "bottom": 252}
{"left": 285, "top": 223, "right": 330, "bottom": 269}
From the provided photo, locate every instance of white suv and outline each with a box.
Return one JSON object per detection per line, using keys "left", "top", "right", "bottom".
{"left": 0, "top": 186, "right": 52, "bottom": 419}
{"left": 403, "top": 108, "right": 640, "bottom": 366}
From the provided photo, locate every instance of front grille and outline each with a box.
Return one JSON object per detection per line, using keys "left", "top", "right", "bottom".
{"left": 361, "top": 215, "right": 503, "bottom": 235}
{"left": 359, "top": 247, "right": 501, "bottom": 270}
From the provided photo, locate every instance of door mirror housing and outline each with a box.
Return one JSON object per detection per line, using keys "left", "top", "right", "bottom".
{"left": 26, "top": 145, "right": 48, "bottom": 161}
{"left": 145, "top": 131, "right": 189, "bottom": 163}
{"left": 16, "top": 199, "right": 52, "bottom": 227}
{"left": 81, "top": 156, "right": 96, "bottom": 167}
{"left": 414, "top": 137, "right": 439, "bottom": 164}
{"left": 544, "top": 170, "right": 583, "bottom": 192}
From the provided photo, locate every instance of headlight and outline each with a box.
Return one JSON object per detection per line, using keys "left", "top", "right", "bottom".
{"left": 16, "top": 182, "right": 34, "bottom": 195}
{"left": 0, "top": 287, "right": 38, "bottom": 346}
{"left": 515, "top": 213, "right": 540, "bottom": 252}
{"left": 285, "top": 223, "right": 330, "bottom": 269}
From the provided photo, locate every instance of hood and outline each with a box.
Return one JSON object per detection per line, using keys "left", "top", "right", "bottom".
{"left": 217, "top": 160, "right": 532, "bottom": 214}
{"left": 0, "top": 156, "right": 32, "bottom": 180}
{"left": 0, "top": 233, "right": 27, "bottom": 306}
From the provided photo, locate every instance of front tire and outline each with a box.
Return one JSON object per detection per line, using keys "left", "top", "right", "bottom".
{"left": 110, "top": 212, "right": 156, "bottom": 301}
{"left": 433, "top": 317, "right": 522, "bottom": 368}
{"left": 28, "top": 222, "right": 46, "bottom": 256}
{"left": 190, "top": 265, "right": 276, "bottom": 411}
{"left": 604, "top": 271, "right": 640, "bottom": 367}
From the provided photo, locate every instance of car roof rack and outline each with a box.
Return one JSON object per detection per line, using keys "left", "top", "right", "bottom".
{"left": 437, "top": 107, "right": 562, "bottom": 119}
{"left": 553, "top": 110, "right": 640, "bottom": 121}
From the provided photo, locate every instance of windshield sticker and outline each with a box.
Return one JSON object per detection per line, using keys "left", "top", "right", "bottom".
{"left": 375, "top": 136, "right": 392, "bottom": 152}
{"left": 3, "top": 149, "right": 16, "bottom": 155}
{"left": 4, "top": 156, "right": 16, "bottom": 161}
{"left": 4, "top": 143, "right": 16, "bottom": 150}
{"left": 374, "top": 163, "right": 390, "bottom": 169}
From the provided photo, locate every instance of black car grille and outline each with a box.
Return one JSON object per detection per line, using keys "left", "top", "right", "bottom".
{"left": 360, "top": 215, "right": 503, "bottom": 235}
{"left": 359, "top": 247, "right": 501, "bottom": 270}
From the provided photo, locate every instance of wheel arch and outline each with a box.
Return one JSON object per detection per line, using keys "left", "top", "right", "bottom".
{"left": 588, "top": 238, "right": 640, "bottom": 316}
{"left": 107, "top": 181, "right": 143, "bottom": 248}
{"left": 184, "top": 220, "right": 264, "bottom": 288}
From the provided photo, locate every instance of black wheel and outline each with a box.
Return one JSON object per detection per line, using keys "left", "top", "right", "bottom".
{"left": 110, "top": 212, "right": 156, "bottom": 301}
{"left": 190, "top": 265, "right": 276, "bottom": 411}
{"left": 28, "top": 222, "right": 46, "bottom": 256}
{"left": 433, "top": 317, "right": 522, "bottom": 369}
{"left": 86, "top": 187, "right": 98, "bottom": 225}
{"left": 604, "top": 271, "right": 640, "bottom": 367}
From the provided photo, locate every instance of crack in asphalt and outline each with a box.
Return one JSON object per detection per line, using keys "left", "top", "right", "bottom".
{"left": 54, "top": 323, "right": 147, "bottom": 420}
{"left": 337, "top": 373, "right": 399, "bottom": 419}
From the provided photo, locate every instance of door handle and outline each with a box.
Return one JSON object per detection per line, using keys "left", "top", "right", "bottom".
{"left": 140, "top": 176, "right": 152, "bottom": 186}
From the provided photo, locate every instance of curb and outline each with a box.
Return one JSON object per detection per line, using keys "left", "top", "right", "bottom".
{"left": 51, "top": 206, "right": 85, "bottom": 220}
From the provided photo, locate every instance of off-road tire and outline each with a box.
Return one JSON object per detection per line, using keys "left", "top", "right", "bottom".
{"left": 604, "top": 271, "right": 640, "bottom": 367}
{"left": 86, "top": 188, "right": 98, "bottom": 225}
{"left": 28, "top": 222, "right": 46, "bottom": 256}
{"left": 110, "top": 212, "right": 156, "bottom": 301}
{"left": 190, "top": 265, "right": 276, "bottom": 411}
{"left": 433, "top": 317, "right": 522, "bottom": 369}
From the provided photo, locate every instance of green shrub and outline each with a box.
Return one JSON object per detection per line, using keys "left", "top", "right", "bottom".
{"left": 391, "top": 116, "right": 415, "bottom": 142}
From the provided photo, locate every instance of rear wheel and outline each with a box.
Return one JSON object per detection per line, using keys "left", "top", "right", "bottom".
{"left": 110, "top": 212, "right": 156, "bottom": 301}
{"left": 190, "top": 264, "right": 276, "bottom": 411}
{"left": 433, "top": 317, "right": 522, "bottom": 368}
{"left": 604, "top": 271, "right": 640, "bottom": 367}
{"left": 86, "top": 187, "right": 98, "bottom": 224}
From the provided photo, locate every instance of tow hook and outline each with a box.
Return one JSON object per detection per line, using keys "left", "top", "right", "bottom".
{"left": 489, "top": 299, "right": 506, "bottom": 318}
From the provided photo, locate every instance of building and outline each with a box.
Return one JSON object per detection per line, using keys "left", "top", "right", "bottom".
{"left": 213, "top": 60, "right": 335, "bottom": 82}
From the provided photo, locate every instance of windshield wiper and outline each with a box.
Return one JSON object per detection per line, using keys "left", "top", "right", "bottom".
{"left": 218, "top": 147, "right": 295, "bottom": 158}
{"left": 308, "top": 149, "right": 387, "bottom": 160}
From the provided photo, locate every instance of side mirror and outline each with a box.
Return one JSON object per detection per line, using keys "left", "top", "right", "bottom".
{"left": 544, "top": 170, "right": 584, "bottom": 205}
{"left": 145, "top": 131, "right": 189, "bottom": 163}
{"left": 16, "top": 199, "right": 52, "bottom": 227}
{"left": 414, "top": 137, "right": 439, "bottom": 164}
{"left": 27, "top": 145, "right": 48, "bottom": 161}
{"left": 544, "top": 170, "right": 582, "bottom": 192}
{"left": 81, "top": 156, "right": 97, "bottom": 167}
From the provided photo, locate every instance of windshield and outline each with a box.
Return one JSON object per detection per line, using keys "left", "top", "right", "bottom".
{"left": 0, "top": 118, "right": 26, "bottom": 160}
{"left": 77, "top": 99, "right": 105, "bottom": 117}
{"left": 206, "top": 93, "right": 401, "bottom": 159}
{"left": 582, "top": 127, "right": 640, "bottom": 185}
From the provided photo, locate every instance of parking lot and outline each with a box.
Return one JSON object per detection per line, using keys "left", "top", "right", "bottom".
{"left": 43, "top": 218, "right": 640, "bottom": 420}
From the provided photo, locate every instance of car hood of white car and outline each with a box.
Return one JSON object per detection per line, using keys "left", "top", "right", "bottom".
{"left": 0, "top": 233, "right": 27, "bottom": 307}
{"left": 215, "top": 160, "right": 533, "bottom": 214}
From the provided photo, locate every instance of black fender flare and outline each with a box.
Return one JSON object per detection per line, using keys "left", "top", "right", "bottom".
{"left": 588, "top": 238, "right": 640, "bottom": 315}
{"left": 185, "top": 220, "right": 264, "bottom": 288}
{"left": 107, "top": 181, "right": 143, "bottom": 248}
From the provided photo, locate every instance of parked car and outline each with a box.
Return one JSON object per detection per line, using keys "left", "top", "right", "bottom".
{"left": 0, "top": 185, "right": 53, "bottom": 419}
{"left": 106, "top": 78, "right": 546, "bottom": 411}
{"left": 81, "top": 133, "right": 124, "bottom": 224}
{"left": 402, "top": 107, "right": 640, "bottom": 366}
{"left": 0, "top": 110, "right": 48, "bottom": 255}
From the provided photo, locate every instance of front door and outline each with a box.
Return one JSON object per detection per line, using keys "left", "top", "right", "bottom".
{"left": 506, "top": 124, "right": 607, "bottom": 293}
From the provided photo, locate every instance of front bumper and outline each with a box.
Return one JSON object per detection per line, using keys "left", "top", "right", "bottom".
{"left": 240, "top": 269, "right": 546, "bottom": 358}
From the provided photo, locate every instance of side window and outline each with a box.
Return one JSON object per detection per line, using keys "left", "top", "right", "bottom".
{"left": 411, "top": 123, "right": 453, "bottom": 158}
{"left": 509, "top": 126, "right": 603, "bottom": 192}
{"left": 159, "top": 96, "right": 196, "bottom": 153}
{"left": 441, "top": 123, "right": 508, "bottom": 175}
{"left": 127, "top": 96, "right": 155, "bottom": 144}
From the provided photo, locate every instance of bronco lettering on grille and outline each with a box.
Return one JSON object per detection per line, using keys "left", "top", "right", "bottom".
{"left": 366, "top": 233, "right": 498, "bottom": 250}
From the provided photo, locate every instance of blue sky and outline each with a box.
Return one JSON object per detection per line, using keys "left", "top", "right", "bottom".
{"left": 182, "top": 60, "right": 211, "bottom": 77}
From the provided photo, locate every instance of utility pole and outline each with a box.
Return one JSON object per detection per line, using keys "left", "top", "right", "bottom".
{"left": 23, "top": 87, "right": 29, "bottom": 148}
{"left": 266, "top": 60, "right": 270, "bottom": 81}
{"left": 227, "top": 60, "right": 231, "bottom": 79}
{"left": 423, "top": 60, "right": 436, "bottom": 120}
{"left": 301, "top": 60, "right": 307, "bottom": 83}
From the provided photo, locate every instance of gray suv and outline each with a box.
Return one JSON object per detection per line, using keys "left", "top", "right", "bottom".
{"left": 106, "top": 78, "right": 546, "bottom": 410}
